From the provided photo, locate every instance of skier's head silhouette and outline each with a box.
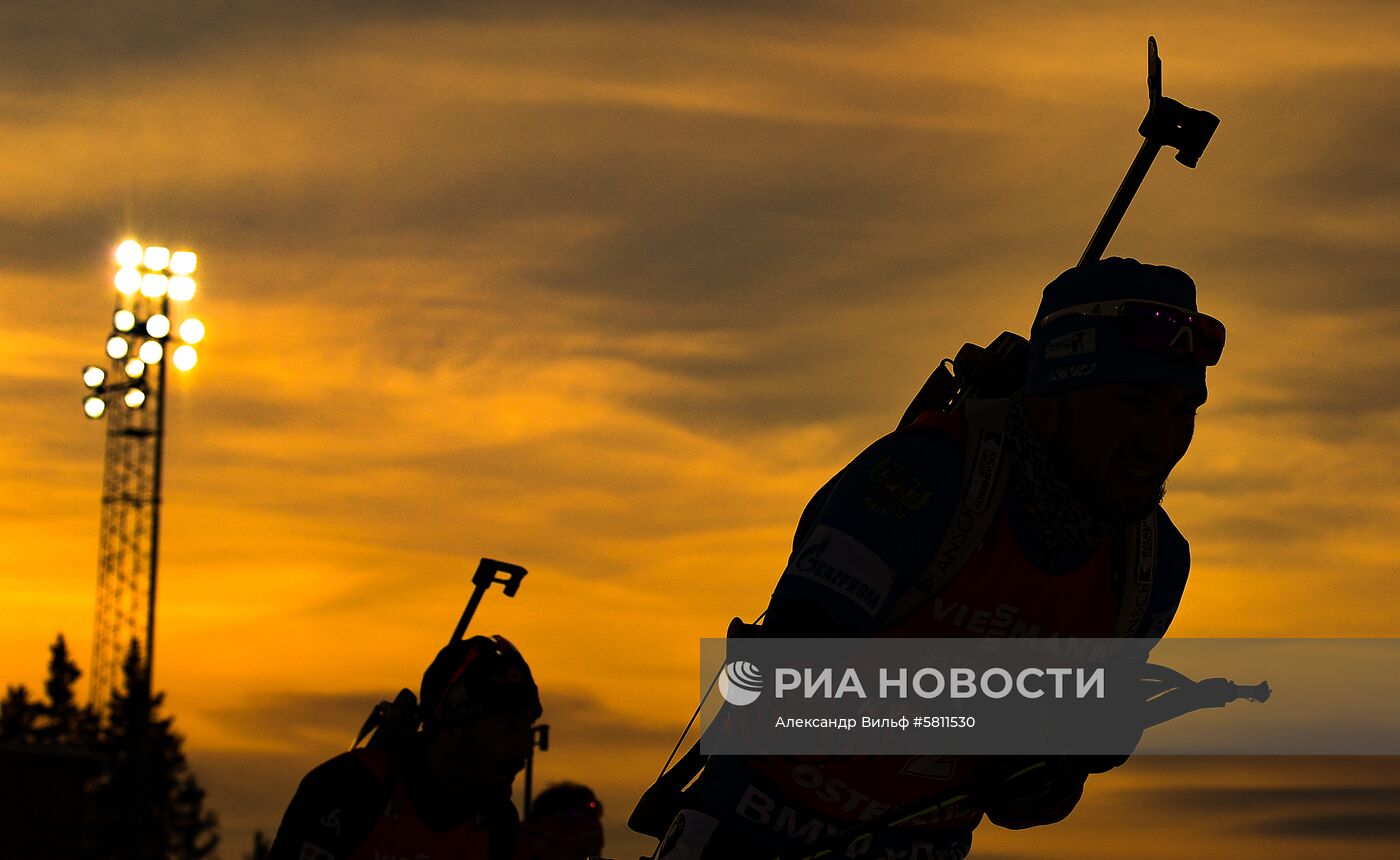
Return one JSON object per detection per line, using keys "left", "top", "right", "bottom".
{"left": 419, "top": 634, "right": 542, "bottom": 796}
{"left": 528, "top": 782, "right": 605, "bottom": 860}
{"left": 1024, "top": 258, "right": 1225, "bottom": 522}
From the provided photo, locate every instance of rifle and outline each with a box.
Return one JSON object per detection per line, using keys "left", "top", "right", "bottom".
{"left": 899, "top": 36, "right": 1219, "bottom": 429}
{"left": 451, "top": 557, "right": 528, "bottom": 643}
{"left": 1080, "top": 36, "right": 1219, "bottom": 266}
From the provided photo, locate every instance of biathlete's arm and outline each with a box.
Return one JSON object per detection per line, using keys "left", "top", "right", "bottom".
{"left": 763, "top": 428, "right": 964, "bottom": 638}
{"left": 267, "top": 753, "right": 387, "bottom": 860}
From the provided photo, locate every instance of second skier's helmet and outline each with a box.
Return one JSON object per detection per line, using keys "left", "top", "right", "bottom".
{"left": 420, "top": 634, "right": 542, "bottom": 728}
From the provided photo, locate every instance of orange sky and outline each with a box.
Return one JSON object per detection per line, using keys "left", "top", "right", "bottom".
{"left": 2, "top": 2, "right": 1398, "bottom": 857}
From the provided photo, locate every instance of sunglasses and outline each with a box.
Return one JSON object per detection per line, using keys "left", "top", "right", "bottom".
{"left": 1039, "top": 299, "right": 1225, "bottom": 366}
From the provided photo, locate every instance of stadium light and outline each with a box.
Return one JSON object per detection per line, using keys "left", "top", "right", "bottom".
{"left": 141, "top": 273, "right": 168, "bottom": 298}
{"left": 115, "top": 240, "right": 143, "bottom": 268}
{"left": 168, "top": 275, "right": 196, "bottom": 301}
{"left": 115, "top": 268, "right": 141, "bottom": 295}
{"left": 169, "top": 251, "right": 197, "bottom": 276}
{"left": 84, "top": 237, "right": 206, "bottom": 703}
{"left": 143, "top": 246, "right": 170, "bottom": 271}
{"left": 172, "top": 345, "right": 198, "bottom": 371}
{"left": 87, "top": 238, "right": 206, "bottom": 423}
{"left": 139, "top": 340, "right": 163, "bottom": 365}
{"left": 145, "top": 314, "right": 171, "bottom": 339}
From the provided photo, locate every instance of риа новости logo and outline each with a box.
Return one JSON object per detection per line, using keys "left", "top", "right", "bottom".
{"left": 718, "top": 660, "right": 763, "bottom": 706}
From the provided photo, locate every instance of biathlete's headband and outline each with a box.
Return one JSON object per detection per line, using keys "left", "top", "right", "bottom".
{"left": 1027, "top": 258, "right": 1223, "bottom": 395}
{"left": 1039, "top": 299, "right": 1226, "bottom": 367}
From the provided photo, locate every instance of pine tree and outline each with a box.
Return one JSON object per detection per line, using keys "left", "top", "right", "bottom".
{"left": 168, "top": 774, "right": 220, "bottom": 859}
{"left": 39, "top": 634, "right": 100, "bottom": 747}
{"left": 0, "top": 683, "right": 37, "bottom": 742}
{"left": 92, "top": 639, "right": 220, "bottom": 860}
{"left": 244, "top": 830, "right": 271, "bottom": 860}
{"left": 45, "top": 634, "right": 81, "bottom": 713}
{"left": 3, "top": 635, "right": 220, "bottom": 858}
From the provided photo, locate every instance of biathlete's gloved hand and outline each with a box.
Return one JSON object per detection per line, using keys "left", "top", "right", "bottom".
{"left": 984, "top": 756, "right": 1087, "bottom": 830}
{"left": 1073, "top": 752, "right": 1132, "bottom": 774}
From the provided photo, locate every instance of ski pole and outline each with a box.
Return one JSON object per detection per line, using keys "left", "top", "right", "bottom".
{"left": 630, "top": 615, "right": 767, "bottom": 844}
{"left": 450, "top": 557, "right": 528, "bottom": 644}
{"left": 1138, "top": 662, "right": 1270, "bottom": 728}
{"left": 767, "top": 668, "right": 1268, "bottom": 860}
{"left": 1079, "top": 36, "right": 1219, "bottom": 266}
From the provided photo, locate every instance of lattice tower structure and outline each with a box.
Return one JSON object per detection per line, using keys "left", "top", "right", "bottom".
{"left": 84, "top": 240, "right": 202, "bottom": 706}
{"left": 89, "top": 286, "right": 170, "bottom": 707}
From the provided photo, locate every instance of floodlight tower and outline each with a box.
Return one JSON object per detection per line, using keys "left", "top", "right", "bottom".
{"left": 82, "top": 240, "right": 204, "bottom": 706}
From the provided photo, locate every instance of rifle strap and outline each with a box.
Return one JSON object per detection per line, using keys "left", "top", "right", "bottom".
{"left": 1114, "top": 511, "right": 1157, "bottom": 637}
{"left": 637, "top": 400, "right": 1160, "bottom": 842}
{"left": 884, "top": 397, "right": 1012, "bottom": 626}
{"left": 885, "top": 398, "right": 1159, "bottom": 634}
